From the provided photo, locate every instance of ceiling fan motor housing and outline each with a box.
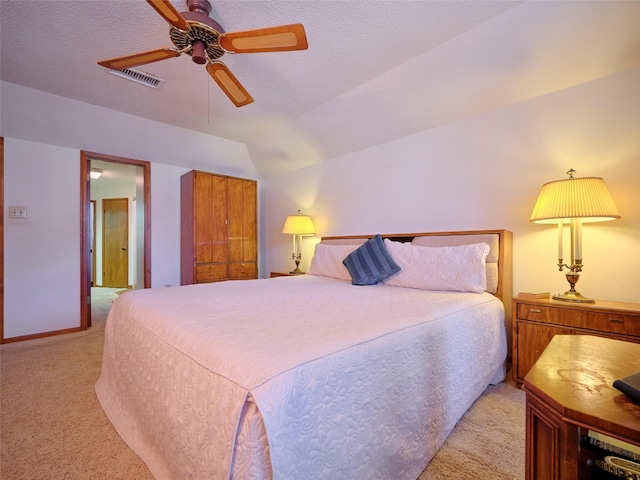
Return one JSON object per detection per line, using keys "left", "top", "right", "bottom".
{"left": 171, "top": 0, "right": 226, "bottom": 64}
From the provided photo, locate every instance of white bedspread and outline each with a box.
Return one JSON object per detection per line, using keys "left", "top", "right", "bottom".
{"left": 96, "top": 275, "right": 507, "bottom": 480}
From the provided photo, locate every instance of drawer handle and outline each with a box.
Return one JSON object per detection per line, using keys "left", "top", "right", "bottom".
{"left": 530, "top": 308, "right": 542, "bottom": 313}
{"left": 609, "top": 318, "right": 624, "bottom": 324}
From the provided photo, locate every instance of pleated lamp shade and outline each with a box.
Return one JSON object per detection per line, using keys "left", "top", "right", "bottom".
{"left": 282, "top": 214, "right": 316, "bottom": 235}
{"left": 529, "top": 176, "right": 620, "bottom": 224}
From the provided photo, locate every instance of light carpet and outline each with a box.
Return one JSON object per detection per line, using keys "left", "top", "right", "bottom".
{"left": 0, "top": 288, "right": 525, "bottom": 479}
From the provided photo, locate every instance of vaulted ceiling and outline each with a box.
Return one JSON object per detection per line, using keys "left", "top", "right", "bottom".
{"left": 1, "top": 1, "right": 639, "bottom": 177}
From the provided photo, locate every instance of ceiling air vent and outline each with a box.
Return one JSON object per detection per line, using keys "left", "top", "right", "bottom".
{"left": 109, "top": 68, "right": 165, "bottom": 89}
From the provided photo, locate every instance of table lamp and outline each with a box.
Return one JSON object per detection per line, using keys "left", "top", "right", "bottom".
{"left": 529, "top": 169, "right": 620, "bottom": 302}
{"left": 282, "top": 210, "right": 315, "bottom": 274}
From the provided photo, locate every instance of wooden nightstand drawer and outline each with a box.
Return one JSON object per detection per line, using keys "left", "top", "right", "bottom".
{"left": 579, "top": 312, "right": 640, "bottom": 336}
{"left": 516, "top": 303, "right": 640, "bottom": 336}
{"left": 516, "top": 303, "right": 556, "bottom": 322}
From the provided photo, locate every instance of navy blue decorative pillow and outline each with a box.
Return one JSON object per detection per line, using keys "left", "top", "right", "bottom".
{"left": 342, "top": 234, "right": 401, "bottom": 285}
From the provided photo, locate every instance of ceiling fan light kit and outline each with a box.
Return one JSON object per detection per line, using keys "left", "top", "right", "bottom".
{"left": 97, "top": 0, "right": 308, "bottom": 107}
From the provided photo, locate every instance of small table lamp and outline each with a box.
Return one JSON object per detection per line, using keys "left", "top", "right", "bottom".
{"left": 529, "top": 169, "right": 620, "bottom": 302}
{"left": 282, "top": 210, "right": 316, "bottom": 274}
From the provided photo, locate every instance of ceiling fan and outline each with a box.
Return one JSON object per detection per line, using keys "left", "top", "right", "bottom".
{"left": 98, "top": 0, "right": 308, "bottom": 107}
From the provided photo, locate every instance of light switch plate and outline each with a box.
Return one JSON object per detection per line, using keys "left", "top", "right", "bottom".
{"left": 9, "top": 206, "right": 27, "bottom": 219}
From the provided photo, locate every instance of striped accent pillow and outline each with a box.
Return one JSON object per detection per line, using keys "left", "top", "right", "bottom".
{"left": 342, "top": 234, "right": 401, "bottom": 285}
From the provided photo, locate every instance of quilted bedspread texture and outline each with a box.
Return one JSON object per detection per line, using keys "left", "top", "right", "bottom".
{"left": 95, "top": 275, "right": 507, "bottom": 480}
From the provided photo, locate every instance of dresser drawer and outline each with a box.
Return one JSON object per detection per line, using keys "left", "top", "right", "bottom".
{"left": 516, "top": 303, "right": 640, "bottom": 336}
{"left": 195, "top": 263, "right": 227, "bottom": 282}
{"left": 228, "top": 262, "right": 257, "bottom": 279}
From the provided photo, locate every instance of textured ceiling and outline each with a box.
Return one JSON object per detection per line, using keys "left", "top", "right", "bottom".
{"left": 1, "top": 1, "right": 639, "bottom": 177}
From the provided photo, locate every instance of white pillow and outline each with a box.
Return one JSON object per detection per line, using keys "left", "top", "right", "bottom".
{"left": 383, "top": 239, "right": 490, "bottom": 293}
{"left": 309, "top": 243, "right": 360, "bottom": 281}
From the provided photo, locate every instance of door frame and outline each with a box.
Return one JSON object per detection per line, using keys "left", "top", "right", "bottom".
{"left": 0, "top": 138, "right": 4, "bottom": 342}
{"left": 80, "top": 151, "right": 151, "bottom": 329}
{"left": 91, "top": 200, "right": 96, "bottom": 287}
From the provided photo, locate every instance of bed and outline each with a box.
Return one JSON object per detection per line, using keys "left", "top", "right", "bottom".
{"left": 96, "top": 229, "right": 512, "bottom": 480}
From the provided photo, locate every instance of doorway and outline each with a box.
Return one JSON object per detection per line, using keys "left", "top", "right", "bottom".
{"left": 80, "top": 151, "right": 151, "bottom": 329}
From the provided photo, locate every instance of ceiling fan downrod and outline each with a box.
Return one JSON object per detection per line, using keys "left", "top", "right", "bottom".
{"left": 187, "top": 0, "right": 211, "bottom": 16}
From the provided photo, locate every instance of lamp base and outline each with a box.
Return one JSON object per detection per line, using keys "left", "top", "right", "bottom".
{"left": 552, "top": 291, "right": 595, "bottom": 303}
{"left": 290, "top": 257, "right": 303, "bottom": 275}
{"left": 553, "top": 271, "right": 595, "bottom": 303}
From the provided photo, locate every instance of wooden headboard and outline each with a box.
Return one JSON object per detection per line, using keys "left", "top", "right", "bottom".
{"left": 320, "top": 230, "right": 513, "bottom": 339}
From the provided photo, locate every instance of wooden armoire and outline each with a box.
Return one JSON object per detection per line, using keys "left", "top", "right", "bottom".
{"left": 180, "top": 170, "right": 257, "bottom": 285}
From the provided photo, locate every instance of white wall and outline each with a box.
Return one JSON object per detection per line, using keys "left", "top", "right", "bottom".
{"left": 4, "top": 140, "right": 81, "bottom": 338}
{"left": 149, "top": 163, "right": 191, "bottom": 288}
{"left": 262, "top": 69, "right": 640, "bottom": 305}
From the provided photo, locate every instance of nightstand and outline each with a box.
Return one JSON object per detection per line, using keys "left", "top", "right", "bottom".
{"left": 512, "top": 296, "right": 640, "bottom": 384}
{"left": 270, "top": 272, "right": 301, "bottom": 278}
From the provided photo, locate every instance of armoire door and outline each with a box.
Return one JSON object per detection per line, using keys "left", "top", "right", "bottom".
{"left": 227, "top": 177, "right": 257, "bottom": 263}
{"left": 194, "top": 172, "right": 228, "bottom": 265}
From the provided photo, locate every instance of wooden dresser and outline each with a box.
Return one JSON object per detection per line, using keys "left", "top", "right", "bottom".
{"left": 181, "top": 170, "right": 257, "bottom": 285}
{"left": 522, "top": 335, "right": 640, "bottom": 480}
{"left": 512, "top": 296, "right": 640, "bottom": 384}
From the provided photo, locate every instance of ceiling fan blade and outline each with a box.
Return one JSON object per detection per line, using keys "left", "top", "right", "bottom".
{"left": 98, "top": 49, "right": 180, "bottom": 70}
{"left": 219, "top": 24, "right": 308, "bottom": 54}
{"left": 146, "top": 0, "right": 190, "bottom": 31}
{"left": 206, "top": 62, "right": 254, "bottom": 107}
